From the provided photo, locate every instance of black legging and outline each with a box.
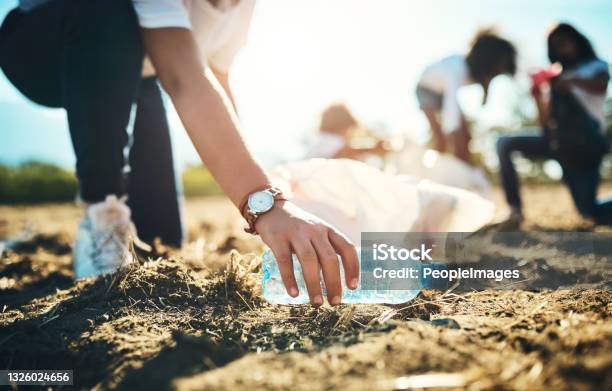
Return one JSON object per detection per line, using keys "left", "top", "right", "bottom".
{"left": 0, "top": 0, "right": 183, "bottom": 246}
{"left": 497, "top": 134, "right": 612, "bottom": 224}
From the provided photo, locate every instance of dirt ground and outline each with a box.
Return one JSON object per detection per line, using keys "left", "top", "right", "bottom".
{"left": 0, "top": 184, "right": 611, "bottom": 390}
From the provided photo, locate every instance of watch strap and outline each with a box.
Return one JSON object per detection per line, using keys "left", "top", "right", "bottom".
{"left": 240, "top": 185, "right": 287, "bottom": 234}
{"left": 238, "top": 184, "right": 272, "bottom": 217}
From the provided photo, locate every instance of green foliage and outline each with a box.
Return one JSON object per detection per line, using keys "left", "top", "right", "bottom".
{"left": 0, "top": 162, "right": 224, "bottom": 204}
{"left": 0, "top": 162, "right": 78, "bottom": 204}
{"left": 181, "top": 165, "right": 224, "bottom": 198}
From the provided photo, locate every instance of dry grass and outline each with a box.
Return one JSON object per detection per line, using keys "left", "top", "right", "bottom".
{"left": 0, "top": 185, "right": 611, "bottom": 390}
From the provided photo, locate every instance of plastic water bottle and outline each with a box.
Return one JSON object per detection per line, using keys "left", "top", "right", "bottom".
{"left": 261, "top": 249, "right": 422, "bottom": 304}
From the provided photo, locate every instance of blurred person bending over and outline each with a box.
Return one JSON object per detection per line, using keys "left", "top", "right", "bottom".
{"left": 416, "top": 29, "right": 517, "bottom": 163}
{"left": 1, "top": 0, "right": 252, "bottom": 266}
{"left": 304, "top": 103, "right": 390, "bottom": 160}
{"left": 0, "top": 0, "right": 359, "bottom": 307}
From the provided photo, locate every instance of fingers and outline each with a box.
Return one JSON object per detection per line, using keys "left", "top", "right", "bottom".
{"left": 311, "top": 230, "right": 342, "bottom": 306}
{"left": 291, "top": 238, "right": 323, "bottom": 306}
{"left": 329, "top": 230, "right": 359, "bottom": 290}
{"left": 258, "top": 201, "right": 359, "bottom": 307}
{"left": 268, "top": 240, "right": 299, "bottom": 297}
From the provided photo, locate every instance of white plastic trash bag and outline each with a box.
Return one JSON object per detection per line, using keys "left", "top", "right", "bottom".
{"left": 387, "top": 142, "right": 492, "bottom": 200}
{"left": 271, "top": 159, "right": 495, "bottom": 244}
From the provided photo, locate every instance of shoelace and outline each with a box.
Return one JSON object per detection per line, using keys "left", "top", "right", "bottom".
{"left": 90, "top": 223, "right": 132, "bottom": 271}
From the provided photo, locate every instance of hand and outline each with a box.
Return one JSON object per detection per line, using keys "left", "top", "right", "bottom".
{"left": 432, "top": 135, "right": 447, "bottom": 153}
{"left": 374, "top": 140, "right": 391, "bottom": 155}
{"left": 530, "top": 84, "right": 543, "bottom": 99}
{"left": 255, "top": 201, "right": 359, "bottom": 306}
{"left": 450, "top": 126, "right": 471, "bottom": 164}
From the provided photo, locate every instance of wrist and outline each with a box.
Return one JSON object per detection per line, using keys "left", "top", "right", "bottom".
{"left": 253, "top": 199, "right": 287, "bottom": 233}
{"left": 240, "top": 186, "right": 288, "bottom": 234}
{"left": 238, "top": 183, "right": 273, "bottom": 216}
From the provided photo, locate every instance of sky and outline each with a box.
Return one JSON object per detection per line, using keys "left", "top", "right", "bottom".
{"left": 1, "top": 0, "right": 611, "bottom": 170}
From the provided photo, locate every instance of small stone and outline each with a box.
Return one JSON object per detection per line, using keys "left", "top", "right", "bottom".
{"left": 430, "top": 318, "right": 460, "bottom": 329}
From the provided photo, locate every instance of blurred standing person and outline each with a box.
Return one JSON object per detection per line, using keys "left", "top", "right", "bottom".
{"left": 496, "top": 23, "right": 611, "bottom": 228}
{"left": 416, "top": 29, "right": 517, "bottom": 163}
{"left": 0, "top": 0, "right": 359, "bottom": 307}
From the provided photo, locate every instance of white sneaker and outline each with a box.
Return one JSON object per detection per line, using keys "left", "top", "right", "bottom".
{"left": 73, "top": 195, "right": 136, "bottom": 278}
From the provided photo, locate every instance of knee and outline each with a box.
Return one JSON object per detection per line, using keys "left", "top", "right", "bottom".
{"left": 496, "top": 137, "right": 512, "bottom": 157}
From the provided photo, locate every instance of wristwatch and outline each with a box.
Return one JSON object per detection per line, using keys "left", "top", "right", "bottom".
{"left": 240, "top": 186, "right": 287, "bottom": 234}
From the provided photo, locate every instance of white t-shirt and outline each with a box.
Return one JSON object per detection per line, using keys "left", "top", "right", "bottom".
{"left": 561, "top": 58, "right": 609, "bottom": 129}
{"left": 417, "top": 54, "right": 473, "bottom": 134}
{"left": 19, "top": 0, "right": 254, "bottom": 73}
{"left": 134, "top": 0, "right": 255, "bottom": 73}
{"left": 304, "top": 133, "right": 346, "bottom": 159}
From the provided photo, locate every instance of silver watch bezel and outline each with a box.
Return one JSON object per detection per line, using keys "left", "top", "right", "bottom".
{"left": 247, "top": 190, "right": 275, "bottom": 215}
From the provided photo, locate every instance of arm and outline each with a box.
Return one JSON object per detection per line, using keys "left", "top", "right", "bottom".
{"left": 143, "top": 28, "right": 263, "bottom": 206}
{"left": 333, "top": 141, "right": 390, "bottom": 159}
{"left": 423, "top": 108, "right": 446, "bottom": 153}
{"left": 567, "top": 71, "right": 609, "bottom": 94}
{"left": 441, "top": 82, "right": 463, "bottom": 137}
{"left": 480, "top": 77, "right": 492, "bottom": 105}
{"left": 210, "top": 65, "right": 237, "bottom": 112}
{"left": 553, "top": 71, "right": 609, "bottom": 94}
{"left": 141, "top": 28, "right": 358, "bottom": 305}
{"left": 531, "top": 86, "right": 550, "bottom": 127}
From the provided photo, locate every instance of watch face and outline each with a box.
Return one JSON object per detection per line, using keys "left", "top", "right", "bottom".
{"left": 248, "top": 191, "right": 274, "bottom": 213}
